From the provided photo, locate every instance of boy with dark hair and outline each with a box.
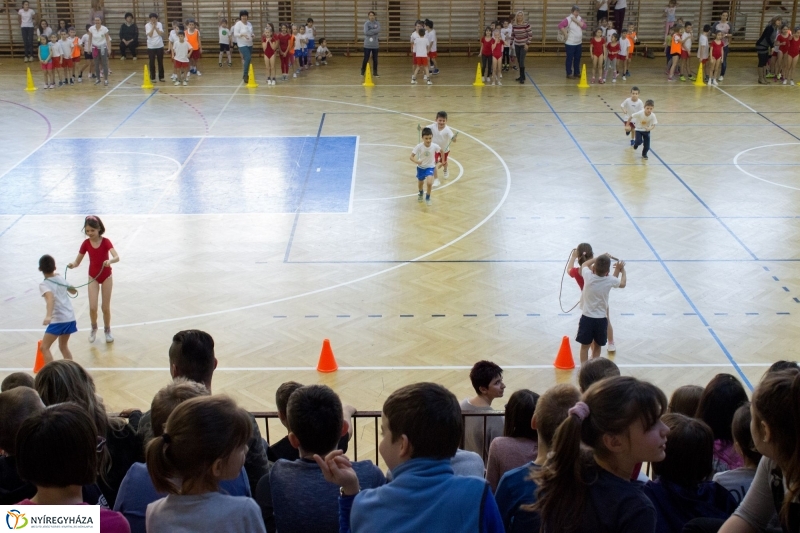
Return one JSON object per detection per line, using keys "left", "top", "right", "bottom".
{"left": 0, "top": 387, "right": 45, "bottom": 504}
{"left": 575, "top": 254, "right": 626, "bottom": 363}
{"left": 1, "top": 372, "right": 35, "bottom": 392}
{"left": 578, "top": 357, "right": 621, "bottom": 392}
{"left": 410, "top": 126, "right": 440, "bottom": 205}
{"left": 315, "top": 382, "right": 504, "bottom": 532}
{"left": 259, "top": 385, "right": 384, "bottom": 533}
{"left": 461, "top": 360, "right": 505, "bottom": 460}
{"left": 631, "top": 99, "right": 657, "bottom": 160}
{"left": 38, "top": 254, "right": 77, "bottom": 364}
{"left": 494, "top": 383, "right": 581, "bottom": 533}
{"left": 267, "top": 381, "right": 353, "bottom": 462}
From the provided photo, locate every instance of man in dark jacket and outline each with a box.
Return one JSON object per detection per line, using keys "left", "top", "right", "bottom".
{"left": 119, "top": 12, "right": 138, "bottom": 59}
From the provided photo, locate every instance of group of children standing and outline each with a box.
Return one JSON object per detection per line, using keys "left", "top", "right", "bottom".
{"left": 589, "top": 20, "right": 638, "bottom": 83}
{"left": 37, "top": 24, "right": 103, "bottom": 88}
{"left": 478, "top": 19, "right": 519, "bottom": 85}
{"left": 258, "top": 18, "right": 331, "bottom": 85}
{"left": 410, "top": 19, "right": 439, "bottom": 85}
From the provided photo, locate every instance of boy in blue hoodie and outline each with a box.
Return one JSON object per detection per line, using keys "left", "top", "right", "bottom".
{"left": 314, "top": 382, "right": 504, "bottom": 533}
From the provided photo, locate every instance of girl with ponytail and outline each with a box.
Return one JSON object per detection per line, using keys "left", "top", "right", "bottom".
{"left": 533, "top": 375, "right": 669, "bottom": 532}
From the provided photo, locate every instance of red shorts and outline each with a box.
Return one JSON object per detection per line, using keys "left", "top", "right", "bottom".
{"left": 413, "top": 56, "right": 428, "bottom": 65}
{"left": 700, "top": 58, "right": 708, "bottom": 64}
{"left": 62, "top": 58, "right": 73, "bottom": 67}
{"left": 618, "top": 54, "right": 627, "bottom": 61}
{"left": 52, "top": 56, "right": 62, "bottom": 68}
{"left": 190, "top": 49, "right": 201, "bottom": 60}
{"left": 72, "top": 55, "right": 81, "bottom": 62}
{"left": 174, "top": 59, "right": 189, "bottom": 69}
{"left": 429, "top": 51, "right": 437, "bottom": 58}
{"left": 41, "top": 61, "right": 53, "bottom": 70}
{"left": 680, "top": 50, "right": 689, "bottom": 59}
{"left": 624, "top": 120, "right": 632, "bottom": 130}
{"left": 435, "top": 151, "right": 449, "bottom": 164}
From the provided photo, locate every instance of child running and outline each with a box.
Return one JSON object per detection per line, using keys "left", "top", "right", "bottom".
{"left": 631, "top": 99, "right": 657, "bottom": 160}
{"left": 38, "top": 254, "right": 77, "bottom": 363}
{"left": 38, "top": 35, "right": 54, "bottom": 89}
{"left": 590, "top": 28, "right": 606, "bottom": 83}
{"left": 533, "top": 376, "right": 668, "bottom": 532}
{"left": 410, "top": 127, "right": 441, "bottom": 206}
{"left": 67, "top": 215, "right": 119, "bottom": 343}
{"left": 411, "top": 27, "right": 431, "bottom": 85}
{"left": 620, "top": 86, "right": 644, "bottom": 146}
{"left": 218, "top": 18, "right": 232, "bottom": 67}
{"left": 426, "top": 111, "right": 456, "bottom": 182}
{"left": 708, "top": 30, "right": 724, "bottom": 85}
{"left": 573, "top": 252, "right": 625, "bottom": 363}
{"left": 262, "top": 23, "right": 277, "bottom": 84}
{"left": 568, "top": 244, "right": 619, "bottom": 357}
{"left": 604, "top": 32, "right": 620, "bottom": 83}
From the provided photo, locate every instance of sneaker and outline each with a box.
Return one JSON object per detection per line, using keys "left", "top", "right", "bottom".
{"left": 642, "top": 155, "right": 649, "bottom": 160}
{"left": 491, "top": 80, "right": 495, "bottom": 85}
{"left": 630, "top": 139, "right": 635, "bottom": 146}
{"left": 718, "top": 76, "right": 724, "bottom": 81}
{"left": 433, "top": 68, "right": 440, "bottom": 75}
{"left": 120, "top": 56, "right": 125, "bottom": 60}
{"left": 418, "top": 192, "right": 423, "bottom": 202}
{"left": 104, "top": 80, "right": 108, "bottom": 86}
{"left": 195, "top": 71, "right": 201, "bottom": 76}
{"left": 427, "top": 79, "right": 432, "bottom": 85}
{"left": 708, "top": 79, "right": 713, "bottom": 86}
{"left": 607, "top": 341, "right": 616, "bottom": 352}
{"left": 612, "top": 77, "right": 616, "bottom": 83}
{"left": 625, "top": 70, "right": 630, "bottom": 76}
{"left": 183, "top": 81, "right": 188, "bottom": 85}
{"left": 186, "top": 71, "right": 190, "bottom": 78}
{"left": 174, "top": 81, "right": 180, "bottom": 85}
{"left": 132, "top": 57, "right": 137, "bottom": 61}
{"left": 49, "top": 84, "right": 55, "bottom": 88}
{"left": 792, "top": 81, "right": 796, "bottom": 86}
{"left": 497, "top": 81, "right": 502, "bottom": 85}
{"left": 411, "top": 77, "right": 416, "bottom": 84}
{"left": 323, "top": 61, "right": 328, "bottom": 65}
{"left": 104, "top": 330, "right": 114, "bottom": 343}
{"left": 784, "top": 79, "right": 788, "bottom": 85}
{"left": 293, "top": 72, "right": 298, "bottom": 78}
{"left": 425, "top": 197, "right": 431, "bottom": 206}
{"left": 95, "top": 79, "right": 100, "bottom": 85}
{"left": 667, "top": 77, "right": 675, "bottom": 81}
{"left": 58, "top": 81, "right": 63, "bottom": 87}
{"left": 219, "top": 62, "right": 223, "bottom": 67}
{"left": 433, "top": 178, "right": 440, "bottom": 187}
{"left": 591, "top": 77, "right": 595, "bottom": 84}
{"left": 77, "top": 76, "right": 82, "bottom": 82}
{"left": 712, "top": 79, "right": 718, "bottom": 85}
{"left": 70, "top": 78, "right": 74, "bottom": 85}
{"left": 159, "top": 78, "right": 165, "bottom": 82}
{"left": 622, "top": 76, "right": 626, "bottom": 81}
{"left": 228, "top": 62, "right": 232, "bottom": 67}
{"left": 633, "top": 143, "right": 640, "bottom": 151}
{"left": 680, "top": 75, "right": 686, "bottom": 81}
{"left": 600, "top": 78, "right": 605, "bottom": 84}
{"left": 89, "top": 329, "right": 97, "bottom": 343}
{"left": 513, "top": 65, "right": 518, "bottom": 70}
{"left": 171, "top": 74, "right": 177, "bottom": 80}
{"left": 443, "top": 169, "right": 449, "bottom": 179}
{"left": 766, "top": 73, "right": 775, "bottom": 78}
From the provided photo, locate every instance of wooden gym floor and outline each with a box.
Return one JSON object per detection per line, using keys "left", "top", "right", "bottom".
{"left": 1, "top": 55, "right": 799, "bottom": 446}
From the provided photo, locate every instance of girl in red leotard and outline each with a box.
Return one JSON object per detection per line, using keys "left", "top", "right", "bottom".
{"left": 787, "top": 27, "right": 800, "bottom": 85}
{"left": 277, "top": 23, "right": 291, "bottom": 80}
{"left": 590, "top": 28, "right": 607, "bottom": 83}
{"left": 67, "top": 215, "right": 119, "bottom": 343}
{"left": 262, "top": 23, "right": 277, "bottom": 85}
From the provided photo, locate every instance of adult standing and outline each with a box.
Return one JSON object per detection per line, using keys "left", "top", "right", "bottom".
{"left": 232, "top": 10, "right": 254, "bottom": 84}
{"left": 559, "top": 5, "right": 587, "bottom": 79}
{"left": 119, "top": 12, "right": 138, "bottom": 60}
{"left": 512, "top": 11, "right": 532, "bottom": 84}
{"left": 612, "top": 0, "right": 626, "bottom": 37}
{"left": 361, "top": 10, "right": 380, "bottom": 77}
{"left": 713, "top": 11, "right": 732, "bottom": 80}
{"left": 596, "top": 0, "right": 608, "bottom": 23}
{"left": 89, "top": 16, "right": 111, "bottom": 86}
{"left": 145, "top": 13, "right": 165, "bottom": 82}
{"left": 756, "top": 16, "right": 781, "bottom": 84}
{"left": 18, "top": 1, "right": 37, "bottom": 62}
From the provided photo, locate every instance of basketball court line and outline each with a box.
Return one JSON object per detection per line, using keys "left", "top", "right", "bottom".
{"left": 527, "top": 72, "right": 753, "bottom": 390}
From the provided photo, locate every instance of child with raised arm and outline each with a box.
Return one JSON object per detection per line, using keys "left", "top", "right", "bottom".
{"left": 38, "top": 255, "right": 77, "bottom": 363}
{"left": 410, "top": 127, "right": 440, "bottom": 206}
{"left": 575, "top": 254, "right": 626, "bottom": 363}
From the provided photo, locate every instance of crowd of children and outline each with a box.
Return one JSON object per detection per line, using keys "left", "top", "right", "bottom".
{"left": 4, "top": 329, "right": 799, "bottom": 533}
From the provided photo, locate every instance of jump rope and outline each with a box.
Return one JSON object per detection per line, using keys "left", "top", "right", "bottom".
{"left": 558, "top": 249, "right": 621, "bottom": 313}
{"left": 44, "top": 264, "right": 106, "bottom": 299}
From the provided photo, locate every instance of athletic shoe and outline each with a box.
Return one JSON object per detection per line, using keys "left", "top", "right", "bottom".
{"left": 766, "top": 73, "right": 775, "bottom": 78}
{"left": 600, "top": 78, "right": 606, "bottom": 84}
{"left": 718, "top": 76, "right": 724, "bottom": 81}
{"left": 423, "top": 74, "right": 428, "bottom": 81}
{"left": 497, "top": 80, "right": 502, "bottom": 85}
{"left": 89, "top": 329, "right": 97, "bottom": 343}
{"left": 513, "top": 65, "right": 518, "bottom": 70}
{"left": 784, "top": 79, "right": 788, "bottom": 85}
{"left": 425, "top": 197, "right": 431, "bottom": 206}
{"left": 612, "top": 77, "right": 616, "bottom": 83}
{"left": 49, "top": 84, "right": 55, "bottom": 88}
{"left": 183, "top": 81, "right": 188, "bottom": 85}
{"left": 708, "top": 79, "right": 713, "bottom": 86}
{"left": 443, "top": 169, "right": 449, "bottom": 178}
{"left": 316, "top": 61, "right": 320, "bottom": 66}
{"left": 194, "top": 71, "right": 201, "bottom": 76}
{"left": 228, "top": 62, "right": 232, "bottom": 67}
{"left": 622, "top": 76, "right": 626, "bottom": 81}
{"left": 132, "top": 57, "right": 137, "bottom": 61}
{"left": 792, "top": 81, "right": 796, "bottom": 86}
{"left": 94, "top": 79, "right": 100, "bottom": 85}
{"left": 633, "top": 143, "right": 640, "bottom": 150}
{"left": 630, "top": 139, "right": 635, "bottom": 146}
{"left": 712, "top": 79, "right": 718, "bottom": 85}
{"left": 607, "top": 341, "right": 616, "bottom": 352}
{"left": 159, "top": 79, "right": 165, "bottom": 82}
{"left": 293, "top": 72, "right": 298, "bottom": 78}
{"left": 679, "top": 75, "right": 686, "bottom": 81}
{"left": 427, "top": 79, "right": 432, "bottom": 85}
{"left": 219, "top": 62, "right": 223, "bottom": 67}
{"left": 433, "top": 179, "right": 440, "bottom": 187}
{"left": 104, "top": 80, "right": 108, "bottom": 86}
{"left": 491, "top": 81, "right": 495, "bottom": 85}
{"left": 77, "top": 76, "right": 82, "bottom": 82}
{"left": 323, "top": 61, "right": 328, "bottom": 65}
{"left": 418, "top": 191, "right": 423, "bottom": 202}
{"left": 171, "top": 74, "right": 177, "bottom": 80}
{"left": 105, "top": 330, "right": 114, "bottom": 343}
{"left": 411, "top": 77, "right": 416, "bottom": 84}
{"left": 642, "top": 155, "right": 649, "bottom": 160}
{"left": 120, "top": 56, "right": 125, "bottom": 60}
{"left": 433, "top": 68, "right": 440, "bottom": 75}
{"left": 667, "top": 77, "right": 675, "bottom": 81}
{"left": 625, "top": 70, "right": 630, "bottom": 76}
{"left": 174, "top": 81, "right": 180, "bottom": 85}
{"left": 591, "top": 77, "right": 595, "bottom": 84}
{"left": 58, "top": 81, "right": 63, "bottom": 87}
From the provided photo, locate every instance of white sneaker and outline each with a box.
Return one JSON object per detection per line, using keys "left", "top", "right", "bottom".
{"left": 718, "top": 76, "right": 724, "bottom": 81}
{"left": 174, "top": 81, "right": 180, "bottom": 85}
{"left": 89, "top": 329, "right": 97, "bottom": 343}
{"left": 433, "top": 178, "right": 440, "bottom": 187}
{"left": 607, "top": 341, "right": 616, "bottom": 353}
{"left": 425, "top": 197, "right": 431, "bottom": 206}
{"left": 497, "top": 80, "right": 502, "bottom": 85}
{"left": 792, "top": 81, "right": 796, "bottom": 86}
{"left": 183, "top": 81, "right": 188, "bottom": 85}
{"left": 120, "top": 56, "right": 125, "bottom": 61}
{"left": 105, "top": 330, "right": 114, "bottom": 343}
{"left": 423, "top": 74, "right": 428, "bottom": 80}
{"left": 427, "top": 79, "right": 432, "bottom": 85}
{"left": 784, "top": 79, "right": 788, "bottom": 85}
{"left": 411, "top": 77, "right": 416, "bottom": 84}
{"left": 491, "top": 81, "right": 495, "bottom": 85}
{"left": 293, "top": 72, "right": 298, "bottom": 78}
{"left": 195, "top": 70, "right": 201, "bottom": 76}
{"left": 132, "top": 56, "right": 137, "bottom": 60}
{"left": 708, "top": 79, "right": 713, "bottom": 86}
{"left": 443, "top": 169, "right": 450, "bottom": 179}
{"left": 622, "top": 76, "right": 627, "bottom": 81}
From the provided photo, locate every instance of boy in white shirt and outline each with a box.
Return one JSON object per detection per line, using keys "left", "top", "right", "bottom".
{"left": 575, "top": 254, "right": 626, "bottom": 363}
{"left": 409, "top": 127, "right": 441, "bottom": 206}
{"left": 315, "top": 37, "right": 332, "bottom": 65}
{"left": 425, "top": 19, "right": 439, "bottom": 75}
{"left": 631, "top": 99, "right": 657, "bottom": 160}
{"left": 169, "top": 21, "right": 180, "bottom": 80}
{"left": 426, "top": 111, "right": 456, "bottom": 183}
{"left": 38, "top": 254, "right": 78, "bottom": 363}
{"left": 410, "top": 20, "right": 424, "bottom": 76}
{"left": 680, "top": 22, "right": 694, "bottom": 80}
{"left": 411, "top": 27, "right": 431, "bottom": 85}
{"left": 501, "top": 20, "right": 513, "bottom": 71}
{"left": 59, "top": 30, "right": 75, "bottom": 84}
{"left": 618, "top": 29, "right": 630, "bottom": 80}
{"left": 620, "top": 86, "right": 644, "bottom": 146}
{"left": 697, "top": 24, "right": 710, "bottom": 83}
{"left": 218, "top": 18, "right": 232, "bottom": 67}
{"left": 305, "top": 18, "right": 316, "bottom": 66}
{"left": 172, "top": 31, "right": 193, "bottom": 86}
{"left": 48, "top": 33, "right": 63, "bottom": 86}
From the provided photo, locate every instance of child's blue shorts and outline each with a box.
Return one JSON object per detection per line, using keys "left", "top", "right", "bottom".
{"left": 416, "top": 167, "right": 435, "bottom": 180}
{"left": 45, "top": 320, "right": 78, "bottom": 336}
{"left": 307, "top": 39, "right": 315, "bottom": 50}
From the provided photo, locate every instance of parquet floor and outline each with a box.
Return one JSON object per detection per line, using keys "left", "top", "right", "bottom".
{"left": 1, "top": 56, "right": 799, "bottom": 457}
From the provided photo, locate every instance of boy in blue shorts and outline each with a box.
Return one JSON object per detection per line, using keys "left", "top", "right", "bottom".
{"left": 38, "top": 254, "right": 77, "bottom": 363}
{"left": 409, "top": 127, "right": 440, "bottom": 206}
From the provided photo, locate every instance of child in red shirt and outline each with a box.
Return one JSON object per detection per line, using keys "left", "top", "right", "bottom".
{"left": 480, "top": 27, "right": 493, "bottom": 83}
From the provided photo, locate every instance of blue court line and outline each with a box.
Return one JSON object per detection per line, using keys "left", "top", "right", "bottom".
{"left": 528, "top": 72, "right": 753, "bottom": 391}
{"left": 283, "top": 114, "right": 326, "bottom": 262}
{"left": 106, "top": 89, "right": 158, "bottom": 139}
{"left": 613, "top": 112, "right": 758, "bottom": 260}
{"left": 757, "top": 113, "right": 800, "bottom": 142}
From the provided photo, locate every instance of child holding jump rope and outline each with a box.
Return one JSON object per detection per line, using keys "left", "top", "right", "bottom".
{"left": 568, "top": 244, "right": 624, "bottom": 361}
{"left": 67, "top": 215, "right": 119, "bottom": 344}
{"left": 38, "top": 254, "right": 77, "bottom": 363}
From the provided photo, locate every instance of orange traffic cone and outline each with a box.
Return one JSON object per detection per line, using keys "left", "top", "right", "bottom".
{"left": 33, "top": 340, "right": 46, "bottom": 373}
{"left": 554, "top": 336, "right": 575, "bottom": 370}
{"left": 316, "top": 339, "right": 338, "bottom": 373}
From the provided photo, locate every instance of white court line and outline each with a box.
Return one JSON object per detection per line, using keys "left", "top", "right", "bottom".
{"left": 713, "top": 86, "right": 758, "bottom": 113}
{"left": 1, "top": 95, "right": 511, "bottom": 333}
{"left": 69, "top": 152, "right": 182, "bottom": 194}
{"left": 0, "top": 73, "right": 137, "bottom": 182}
{"left": 355, "top": 144, "right": 464, "bottom": 201}
{"left": 733, "top": 142, "right": 800, "bottom": 191}
{"left": 0, "top": 363, "right": 773, "bottom": 372}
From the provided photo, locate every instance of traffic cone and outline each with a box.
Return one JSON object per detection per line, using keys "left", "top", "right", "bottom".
{"left": 141, "top": 65, "right": 153, "bottom": 89}
{"left": 33, "top": 341, "right": 45, "bottom": 373}
{"left": 576, "top": 64, "right": 590, "bottom": 88}
{"left": 25, "top": 67, "right": 36, "bottom": 91}
{"left": 316, "top": 339, "right": 338, "bottom": 373}
{"left": 472, "top": 63, "right": 484, "bottom": 86}
{"left": 363, "top": 63, "right": 375, "bottom": 87}
{"left": 246, "top": 64, "right": 258, "bottom": 88}
{"left": 694, "top": 62, "right": 706, "bottom": 86}
{"left": 554, "top": 336, "right": 575, "bottom": 370}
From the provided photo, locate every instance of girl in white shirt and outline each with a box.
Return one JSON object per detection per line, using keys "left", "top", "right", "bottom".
{"left": 18, "top": 1, "right": 37, "bottom": 62}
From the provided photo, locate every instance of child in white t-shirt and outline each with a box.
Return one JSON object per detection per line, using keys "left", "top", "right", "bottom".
{"left": 218, "top": 18, "right": 232, "bottom": 67}
{"left": 426, "top": 110, "right": 457, "bottom": 182}
{"left": 425, "top": 19, "right": 439, "bottom": 75}
{"left": 315, "top": 37, "right": 332, "bottom": 65}
{"left": 501, "top": 20, "right": 512, "bottom": 71}
{"left": 172, "top": 31, "right": 193, "bottom": 85}
{"left": 631, "top": 99, "right": 657, "bottom": 160}
{"left": 620, "top": 86, "right": 644, "bottom": 146}
{"left": 169, "top": 21, "right": 180, "bottom": 80}
{"left": 680, "top": 22, "right": 694, "bottom": 80}
{"left": 409, "top": 127, "right": 441, "bottom": 205}
{"left": 411, "top": 28, "right": 431, "bottom": 85}
{"left": 575, "top": 254, "right": 626, "bottom": 363}
{"left": 618, "top": 29, "right": 630, "bottom": 80}
{"left": 38, "top": 254, "right": 78, "bottom": 363}
{"left": 48, "top": 33, "right": 63, "bottom": 86}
